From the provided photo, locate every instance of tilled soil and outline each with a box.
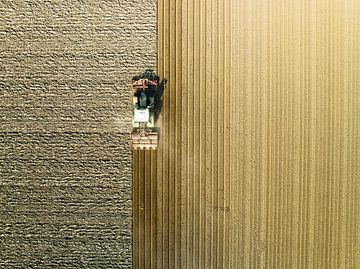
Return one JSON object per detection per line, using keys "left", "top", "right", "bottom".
{"left": 133, "top": 1, "right": 360, "bottom": 268}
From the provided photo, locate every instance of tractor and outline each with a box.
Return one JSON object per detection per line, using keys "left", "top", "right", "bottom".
{"left": 130, "top": 70, "right": 166, "bottom": 150}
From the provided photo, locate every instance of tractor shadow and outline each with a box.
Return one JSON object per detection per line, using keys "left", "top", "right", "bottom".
{"left": 154, "top": 78, "right": 167, "bottom": 123}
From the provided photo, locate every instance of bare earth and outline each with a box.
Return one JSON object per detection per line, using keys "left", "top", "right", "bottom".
{"left": 133, "top": 0, "right": 360, "bottom": 268}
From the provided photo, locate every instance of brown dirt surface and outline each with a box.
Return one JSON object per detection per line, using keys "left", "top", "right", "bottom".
{"left": 133, "top": 0, "right": 360, "bottom": 268}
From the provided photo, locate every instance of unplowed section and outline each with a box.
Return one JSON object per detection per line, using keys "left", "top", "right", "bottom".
{"left": 133, "top": 0, "right": 360, "bottom": 268}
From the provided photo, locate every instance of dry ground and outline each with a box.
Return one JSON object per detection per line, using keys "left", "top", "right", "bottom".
{"left": 133, "top": 0, "right": 360, "bottom": 268}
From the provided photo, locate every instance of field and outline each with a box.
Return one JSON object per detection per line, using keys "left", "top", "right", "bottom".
{"left": 133, "top": 0, "right": 360, "bottom": 268}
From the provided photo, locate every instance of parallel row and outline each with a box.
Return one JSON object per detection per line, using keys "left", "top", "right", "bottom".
{"left": 134, "top": 0, "right": 360, "bottom": 268}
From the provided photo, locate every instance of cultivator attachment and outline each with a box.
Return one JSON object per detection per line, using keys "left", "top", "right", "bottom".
{"left": 130, "top": 130, "right": 159, "bottom": 150}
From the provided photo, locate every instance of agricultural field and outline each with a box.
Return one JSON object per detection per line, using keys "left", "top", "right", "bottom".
{"left": 133, "top": 1, "right": 360, "bottom": 268}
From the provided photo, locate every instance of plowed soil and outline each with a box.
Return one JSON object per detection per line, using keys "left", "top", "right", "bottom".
{"left": 133, "top": 1, "right": 360, "bottom": 268}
